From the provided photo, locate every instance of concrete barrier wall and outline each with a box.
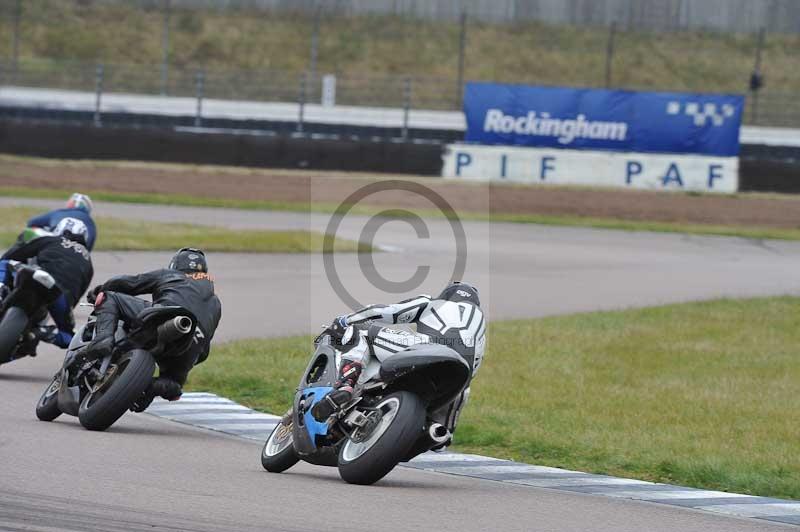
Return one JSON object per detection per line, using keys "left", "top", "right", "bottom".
{"left": 0, "top": 120, "right": 442, "bottom": 176}
{"left": 0, "top": 119, "right": 799, "bottom": 193}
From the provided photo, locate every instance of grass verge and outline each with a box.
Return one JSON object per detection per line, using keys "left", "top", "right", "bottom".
{"left": 188, "top": 297, "right": 800, "bottom": 500}
{"left": 4, "top": 185, "right": 800, "bottom": 241}
{"left": 0, "top": 206, "right": 367, "bottom": 253}
{"left": 3, "top": 1, "right": 799, "bottom": 96}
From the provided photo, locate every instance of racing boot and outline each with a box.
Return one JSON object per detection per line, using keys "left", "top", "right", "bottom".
{"left": 13, "top": 307, "right": 53, "bottom": 358}
{"left": 150, "top": 376, "right": 183, "bottom": 401}
{"left": 131, "top": 377, "right": 182, "bottom": 413}
{"left": 34, "top": 324, "right": 69, "bottom": 347}
{"left": 73, "top": 310, "right": 117, "bottom": 368}
{"left": 16, "top": 325, "right": 66, "bottom": 358}
{"left": 311, "top": 361, "right": 362, "bottom": 422}
{"left": 14, "top": 330, "right": 39, "bottom": 359}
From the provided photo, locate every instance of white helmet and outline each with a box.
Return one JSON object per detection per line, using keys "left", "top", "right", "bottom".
{"left": 54, "top": 217, "right": 88, "bottom": 246}
{"left": 66, "top": 193, "right": 93, "bottom": 214}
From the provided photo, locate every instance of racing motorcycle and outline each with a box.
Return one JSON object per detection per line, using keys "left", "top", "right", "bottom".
{"left": 261, "top": 326, "right": 472, "bottom": 485}
{"left": 35, "top": 296, "right": 197, "bottom": 431}
{"left": 0, "top": 261, "right": 62, "bottom": 365}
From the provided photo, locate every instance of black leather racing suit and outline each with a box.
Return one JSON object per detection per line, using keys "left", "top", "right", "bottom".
{"left": 1, "top": 235, "right": 94, "bottom": 348}
{"left": 97, "top": 269, "right": 222, "bottom": 385}
{"left": 2, "top": 235, "right": 93, "bottom": 307}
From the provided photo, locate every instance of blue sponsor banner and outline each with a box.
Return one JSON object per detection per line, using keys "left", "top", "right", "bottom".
{"left": 464, "top": 82, "right": 744, "bottom": 156}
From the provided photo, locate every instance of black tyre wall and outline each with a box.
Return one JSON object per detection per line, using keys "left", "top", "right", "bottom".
{"left": 337, "top": 391, "right": 426, "bottom": 485}
{"left": 0, "top": 307, "right": 28, "bottom": 363}
{"left": 78, "top": 349, "right": 155, "bottom": 431}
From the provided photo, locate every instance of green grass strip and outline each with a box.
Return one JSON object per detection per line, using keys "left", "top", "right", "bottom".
{"left": 3, "top": 185, "right": 800, "bottom": 241}
{"left": 0, "top": 206, "right": 367, "bottom": 253}
{"left": 188, "top": 296, "right": 800, "bottom": 500}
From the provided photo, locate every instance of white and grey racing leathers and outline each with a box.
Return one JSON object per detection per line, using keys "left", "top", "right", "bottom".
{"left": 337, "top": 294, "right": 486, "bottom": 435}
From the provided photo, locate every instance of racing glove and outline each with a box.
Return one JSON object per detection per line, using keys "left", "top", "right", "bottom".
{"left": 87, "top": 284, "right": 104, "bottom": 304}
{"left": 327, "top": 316, "right": 349, "bottom": 344}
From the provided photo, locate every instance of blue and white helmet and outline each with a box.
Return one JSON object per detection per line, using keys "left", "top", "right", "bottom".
{"left": 53, "top": 217, "right": 89, "bottom": 246}
{"left": 66, "top": 193, "right": 93, "bottom": 214}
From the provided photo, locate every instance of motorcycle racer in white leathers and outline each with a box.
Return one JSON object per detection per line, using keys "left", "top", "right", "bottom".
{"left": 312, "top": 281, "right": 485, "bottom": 447}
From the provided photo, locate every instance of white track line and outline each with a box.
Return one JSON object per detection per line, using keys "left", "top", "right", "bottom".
{"left": 146, "top": 393, "right": 800, "bottom": 528}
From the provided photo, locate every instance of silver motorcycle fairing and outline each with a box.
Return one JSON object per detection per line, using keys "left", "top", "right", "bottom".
{"left": 55, "top": 320, "right": 122, "bottom": 416}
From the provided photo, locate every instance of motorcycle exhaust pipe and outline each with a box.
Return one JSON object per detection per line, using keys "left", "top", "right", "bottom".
{"left": 427, "top": 423, "right": 451, "bottom": 445}
{"left": 157, "top": 316, "right": 193, "bottom": 343}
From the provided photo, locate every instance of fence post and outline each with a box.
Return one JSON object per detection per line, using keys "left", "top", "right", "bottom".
{"left": 161, "top": 0, "right": 171, "bottom": 95}
{"left": 402, "top": 77, "right": 412, "bottom": 140}
{"left": 749, "top": 28, "right": 765, "bottom": 124}
{"left": 11, "top": 0, "right": 22, "bottom": 78}
{"left": 321, "top": 74, "right": 336, "bottom": 107}
{"left": 94, "top": 64, "right": 104, "bottom": 127}
{"left": 456, "top": 10, "right": 467, "bottom": 108}
{"left": 309, "top": 6, "right": 321, "bottom": 86}
{"left": 297, "top": 71, "right": 307, "bottom": 134}
{"left": 604, "top": 22, "right": 617, "bottom": 88}
{"left": 195, "top": 69, "right": 205, "bottom": 127}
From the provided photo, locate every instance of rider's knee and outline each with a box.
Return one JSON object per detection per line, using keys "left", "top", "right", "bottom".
{"left": 338, "top": 327, "right": 368, "bottom": 359}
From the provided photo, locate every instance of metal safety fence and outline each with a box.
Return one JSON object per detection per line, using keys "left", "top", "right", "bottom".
{"left": 1, "top": 0, "right": 799, "bottom": 132}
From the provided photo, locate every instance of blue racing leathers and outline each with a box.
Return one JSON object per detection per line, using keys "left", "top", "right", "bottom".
{"left": 28, "top": 208, "right": 97, "bottom": 251}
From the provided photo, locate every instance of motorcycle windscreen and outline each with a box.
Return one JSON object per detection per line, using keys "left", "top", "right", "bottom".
{"left": 67, "top": 323, "right": 93, "bottom": 352}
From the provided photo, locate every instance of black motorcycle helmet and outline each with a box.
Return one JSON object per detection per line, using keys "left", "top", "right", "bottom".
{"left": 169, "top": 247, "right": 208, "bottom": 273}
{"left": 438, "top": 281, "right": 480, "bottom": 306}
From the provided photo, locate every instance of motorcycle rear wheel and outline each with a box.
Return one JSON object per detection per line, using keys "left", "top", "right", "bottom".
{"left": 35, "top": 372, "right": 63, "bottom": 422}
{"left": 78, "top": 349, "right": 155, "bottom": 431}
{"left": 337, "top": 391, "right": 425, "bottom": 485}
{"left": 0, "top": 307, "right": 28, "bottom": 364}
{"left": 261, "top": 416, "right": 299, "bottom": 473}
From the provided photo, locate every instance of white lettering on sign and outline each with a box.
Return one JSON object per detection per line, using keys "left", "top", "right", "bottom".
{"left": 483, "top": 109, "right": 628, "bottom": 145}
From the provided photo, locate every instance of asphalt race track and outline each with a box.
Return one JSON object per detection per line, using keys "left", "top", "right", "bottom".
{"left": 5, "top": 198, "right": 800, "bottom": 339}
{"left": 1, "top": 199, "right": 799, "bottom": 531}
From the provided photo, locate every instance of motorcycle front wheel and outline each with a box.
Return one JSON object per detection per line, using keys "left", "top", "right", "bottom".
{"left": 35, "top": 372, "right": 63, "bottom": 421}
{"left": 261, "top": 414, "right": 299, "bottom": 473}
{"left": 337, "top": 391, "right": 425, "bottom": 485}
{"left": 78, "top": 349, "right": 155, "bottom": 431}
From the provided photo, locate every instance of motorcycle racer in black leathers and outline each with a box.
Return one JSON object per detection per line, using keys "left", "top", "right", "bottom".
{"left": 311, "top": 281, "right": 485, "bottom": 447}
{"left": 81, "top": 248, "right": 222, "bottom": 409}
{"left": 0, "top": 218, "right": 94, "bottom": 356}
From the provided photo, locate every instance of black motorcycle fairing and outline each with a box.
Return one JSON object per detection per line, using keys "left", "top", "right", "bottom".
{"left": 57, "top": 322, "right": 94, "bottom": 416}
{"left": 300, "top": 446, "right": 339, "bottom": 467}
{"left": 379, "top": 343, "right": 471, "bottom": 410}
{"left": 58, "top": 307, "right": 183, "bottom": 416}
{"left": 67, "top": 322, "right": 93, "bottom": 352}
{"left": 57, "top": 379, "right": 82, "bottom": 416}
